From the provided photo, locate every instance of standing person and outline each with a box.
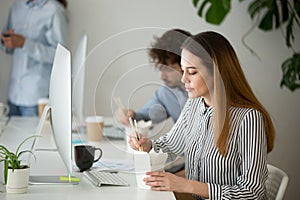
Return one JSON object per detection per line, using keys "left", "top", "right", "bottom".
{"left": 130, "top": 31, "right": 275, "bottom": 199}
{"left": 115, "top": 29, "right": 191, "bottom": 125}
{"left": 1, "top": 0, "right": 69, "bottom": 117}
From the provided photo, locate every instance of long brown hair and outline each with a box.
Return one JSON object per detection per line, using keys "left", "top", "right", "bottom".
{"left": 182, "top": 31, "right": 275, "bottom": 155}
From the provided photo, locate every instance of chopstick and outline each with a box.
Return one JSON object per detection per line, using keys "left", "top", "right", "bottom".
{"left": 129, "top": 117, "right": 143, "bottom": 151}
{"left": 114, "top": 96, "right": 128, "bottom": 120}
{"left": 134, "top": 119, "right": 144, "bottom": 151}
{"left": 113, "top": 97, "right": 125, "bottom": 109}
{"left": 114, "top": 97, "right": 143, "bottom": 152}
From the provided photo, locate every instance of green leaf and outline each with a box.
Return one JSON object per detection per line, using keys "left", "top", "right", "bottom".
{"left": 286, "top": 14, "right": 294, "bottom": 47}
{"left": 4, "top": 159, "right": 8, "bottom": 184}
{"left": 193, "top": 0, "right": 200, "bottom": 7}
{"left": 295, "top": 0, "right": 300, "bottom": 17}
{"left": 197, "top": 0, "right": 231, "bottom": 25}
{"left": 273, "top": 0, "right": 280, "bottom": 28}
{"left": 248, "top": 0, "right": 269, "bottom": 20}
{"left": 280, "top": 0, "right": 289, "bottom": 22}
{"left": 198, "top": 0, "right": 209, "bottom": 17}
{"left": 18, "top": 150, "right": 36, "bottom": 163}
{"left": 5, "top": 151, "right": 17, "bottom": 167}
{"left": 280, "top": 54, "right": 300, "bottom": 91}
{"left": 15, "top": 135, "right": 39, "bottom": 156}
{"left": 0, "top": 145, "right": 10, "bottom": 155}
{"left": 259, "top": 11, "right": 274, "bottom": 30}
{"left": 248, "top": 0, "right": 288, "bottom": 31}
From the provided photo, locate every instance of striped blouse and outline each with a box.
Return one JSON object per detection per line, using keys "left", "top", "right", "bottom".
{"left": 153, "top": 97, "right": 268, "bottom": 200}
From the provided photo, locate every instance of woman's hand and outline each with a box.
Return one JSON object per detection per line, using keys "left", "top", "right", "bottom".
{"left": 144, "top": 171, "right": 209, "bottom": 198}
{"left": 128, "top": 135, "right": 152, "bottom": 152}
{"left": 143, "top": 171, "right": 190, "bottom": 193}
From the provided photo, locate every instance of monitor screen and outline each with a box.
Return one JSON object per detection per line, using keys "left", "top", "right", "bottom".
{"left": 49, "top": 43, "right": 72, "bottom": 175}
{"left": 29, "top": 44, "right": 77, "bottom": 184}
{"left": 72, "top": 32, "right": 87, "bottom": 127}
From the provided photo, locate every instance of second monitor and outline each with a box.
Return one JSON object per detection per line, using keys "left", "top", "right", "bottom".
{"left": 72, "top": 32, "right": 88, "bottom": 129}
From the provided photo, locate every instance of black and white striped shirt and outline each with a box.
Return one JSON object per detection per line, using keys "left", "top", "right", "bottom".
{"left": 153, "top": 97, "right": 268, "bottom": 200}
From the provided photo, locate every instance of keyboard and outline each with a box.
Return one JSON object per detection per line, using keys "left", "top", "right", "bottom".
{"left": 103, "top": 126, "right": 125, "bottom": 140}
{"left": 83, "top": 171, "right": 129, "bottom": 187}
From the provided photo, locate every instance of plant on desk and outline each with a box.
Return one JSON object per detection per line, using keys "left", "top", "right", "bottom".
{"left": 0, "top": 135, "right": 38, "bottom": 194}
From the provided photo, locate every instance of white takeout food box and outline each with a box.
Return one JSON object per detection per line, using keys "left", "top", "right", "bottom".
{"left": 136, "top": 120, "right": 152, "bottom": 135}
{"left": 134, "top": 149, "right": 168, "bottom": 189}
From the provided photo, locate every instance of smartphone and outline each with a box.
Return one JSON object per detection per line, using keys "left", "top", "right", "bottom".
{"left": 2, "top": 33, "right": 10, "bottom": 37}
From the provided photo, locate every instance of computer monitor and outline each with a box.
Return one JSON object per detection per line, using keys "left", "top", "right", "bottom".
{"left": 72, "top": 32, "right": 87, "bottom": 128}
{"left": 29, "top": 43, "right": 77, "bottom": 184}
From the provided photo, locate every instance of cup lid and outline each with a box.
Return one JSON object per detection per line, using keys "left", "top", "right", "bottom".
{"left": 38, "top": 98, "right": 49, "bottom": 104}
{"left": 85, "top": 116, "right": 104, "bottom": 123}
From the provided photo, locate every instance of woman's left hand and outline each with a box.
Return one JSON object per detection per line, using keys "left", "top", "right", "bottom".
{"left": 143, "top": 171, "right": 189, "bottom": 193}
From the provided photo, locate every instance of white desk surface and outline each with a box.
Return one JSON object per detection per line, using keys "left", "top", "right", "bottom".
{"left": 0, "top": 117, "right": 176, "bottom": 200}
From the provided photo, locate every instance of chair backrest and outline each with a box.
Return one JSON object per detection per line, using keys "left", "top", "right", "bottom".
{"left": 266, "top": 164, "right": 289, "bottom": 200}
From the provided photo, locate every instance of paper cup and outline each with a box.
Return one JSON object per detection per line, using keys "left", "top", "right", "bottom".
{"left": 86, "top": 116, "right": 104, "bottom": 142}
{"left": 38, "top": 98, "right": 49, "bottom": 118}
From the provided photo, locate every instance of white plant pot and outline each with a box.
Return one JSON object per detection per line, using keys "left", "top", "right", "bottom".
{"left": 6, "top": 167, "right": 30, "bottom": 194}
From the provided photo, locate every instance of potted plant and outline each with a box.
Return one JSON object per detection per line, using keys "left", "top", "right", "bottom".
{"left": 0, "top": 135, "right": 38, "bottom": 194}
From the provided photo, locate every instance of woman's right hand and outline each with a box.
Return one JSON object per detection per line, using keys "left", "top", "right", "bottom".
{"left": 128, "top": 135, "right": 152, "bottom": 152}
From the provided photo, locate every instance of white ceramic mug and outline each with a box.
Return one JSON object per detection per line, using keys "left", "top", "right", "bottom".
{"left": 0, "top": 102, "right": 9, "bottom": 118}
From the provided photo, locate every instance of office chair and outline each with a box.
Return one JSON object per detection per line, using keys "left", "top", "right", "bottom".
{"left": 266, "top": 164, "right": 289, "bottom": 200}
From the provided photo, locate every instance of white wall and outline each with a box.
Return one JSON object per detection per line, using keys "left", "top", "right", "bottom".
{"left": 1, "top": 0, "right": 300, "bottom": 199}
{"left": 0, "top": 0, "right": 12, "bottom": 103}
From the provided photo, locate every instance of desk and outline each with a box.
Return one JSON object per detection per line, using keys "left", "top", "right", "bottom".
{"left": 0, "top": 117, "right": 176, "bottom": 200}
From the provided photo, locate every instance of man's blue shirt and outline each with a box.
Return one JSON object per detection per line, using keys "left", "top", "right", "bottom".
{"left": 134, "top": 86, "right": 188, "bottom": 124}
{"left": 1, "top": 0, "right": 69, "bottom": 106}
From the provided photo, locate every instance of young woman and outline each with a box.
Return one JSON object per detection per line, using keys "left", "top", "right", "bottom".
{"left": 129, "top": 31, "right": 275, "bottom": 199}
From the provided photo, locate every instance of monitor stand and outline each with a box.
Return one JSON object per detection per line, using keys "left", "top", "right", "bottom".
{"left": 29, "top": 175, "right": 79, "bottom": 185}
{"left": 28, "top": 105, "right": 79, "bottom": 185}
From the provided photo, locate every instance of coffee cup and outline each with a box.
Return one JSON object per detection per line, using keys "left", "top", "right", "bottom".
{"left": 85, "top": 116, "right": 104, "bottom": 142}
{"left": 74, "top": 145, "right": 102, "bottom": 172}
{"left": 38, "top": 98, "right": 49, "bottom": 118}
{"left": 0, "top": 102, "right": 9, "bottom": 118}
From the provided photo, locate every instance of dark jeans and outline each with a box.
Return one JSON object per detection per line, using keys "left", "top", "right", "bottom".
{"left": 8, "top": 100, "right": 38, "bottom": 117}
